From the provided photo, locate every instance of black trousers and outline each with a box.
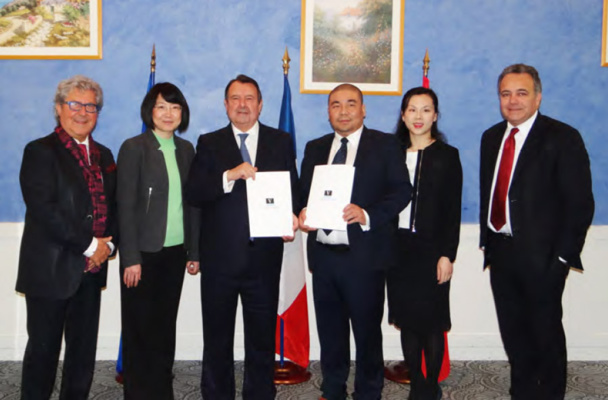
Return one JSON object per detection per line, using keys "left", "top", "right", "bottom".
{"left": 312, "top": 243, "right": 385, "bottom": 400}
{"left": 200, "top": 244, "right": 281, "bottom": 400}
{"left": 121, "top": 245, "right": 187, "bottom": 400}
{"left": 21, "top": 272, "right": 101, "bottom": 400}
{"left": 488, "top": 233, "right": 569, "bottom": 400}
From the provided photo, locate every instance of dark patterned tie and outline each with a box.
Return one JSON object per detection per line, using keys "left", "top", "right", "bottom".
{"left": 78, "top": 143, "right": 89, "bottom": 165}
{"left": 238, "top": 133, "right": 252, "bottom": 164}
{"left": 323, "top": 137, "right": 349, "bottom": 235}
{"left": 490, "top": 127, "right": 519, "bottom": 230}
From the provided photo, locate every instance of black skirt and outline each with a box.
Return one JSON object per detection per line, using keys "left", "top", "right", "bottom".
{"left": 387, "top": 229, "right": 451, "bottom": 333}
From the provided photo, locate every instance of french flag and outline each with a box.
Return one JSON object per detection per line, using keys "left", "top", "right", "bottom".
{"left": 275, "top": 71, "right": 310, "bottom": 369}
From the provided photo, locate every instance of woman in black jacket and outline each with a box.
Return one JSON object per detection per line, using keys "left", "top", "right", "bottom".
{"left": 387, "top": 87, "right": 462, "bottom": 400}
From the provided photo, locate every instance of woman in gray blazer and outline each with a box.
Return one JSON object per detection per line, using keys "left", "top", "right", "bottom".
{"left": 117, "top": 83, "right": 200, "bottom": 400}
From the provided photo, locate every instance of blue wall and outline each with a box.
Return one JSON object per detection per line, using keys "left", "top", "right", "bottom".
{"left": 1, "top": 0, "right": 606, "bottom": 223}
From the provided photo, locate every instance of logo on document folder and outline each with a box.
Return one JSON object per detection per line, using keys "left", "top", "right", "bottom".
{"left": 324, "top": 190, "right": 333, "bottom": 197}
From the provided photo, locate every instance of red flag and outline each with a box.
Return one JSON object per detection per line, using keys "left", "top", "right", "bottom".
{"left": 419, "top": 55, "right": 450, "bottom": 380}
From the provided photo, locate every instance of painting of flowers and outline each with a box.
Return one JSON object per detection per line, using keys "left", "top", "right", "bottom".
{"left": 0, "top": 0, "right": 101, "bottom": 59}
{"left": 301, "top": 0, "right": 404, "bottom": 95}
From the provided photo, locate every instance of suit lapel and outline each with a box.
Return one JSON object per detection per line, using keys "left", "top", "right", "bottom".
{"left": 484, "top": 122, "right": 507, "bottom": 191}
{"left": 353, "top": 127, "right": 371, "bottom": 168}
{"left": 255, "top": 124, "right": 270, "bottom": 170}
{"left": 218, "top": 124, "right": 243, "bottom": 168}
{"left": 53, "top": 134, "right": 88, "bottom": 189}
{"left": 510, "top": 115, "right": 544, "bottom": 185}
{"left": 174, "top": 136, "right": 190, "bottom": 185}
{"left": 317, "top": 134, "right": 334, "bottom": 165}
{"left": 143, "top": 130, "right": 169, "bottom": 189}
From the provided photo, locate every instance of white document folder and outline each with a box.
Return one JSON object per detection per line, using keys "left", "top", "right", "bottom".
{"left": 246, "top": 171, "right": 293, "bottom": 237}
{"left": 305, "top": 164, "right": 355, "bottom": 231}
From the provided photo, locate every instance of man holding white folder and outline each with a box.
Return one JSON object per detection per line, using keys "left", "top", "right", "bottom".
{"left": 185, "top": 74, "right": 298, "bottom": 399}
{"left": 299, "top": 84, "right": 412, "bottom": 400}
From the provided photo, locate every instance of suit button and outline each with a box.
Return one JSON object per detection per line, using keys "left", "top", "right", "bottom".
{"left": 86, "top": 215, "right": 93, "bottom": 220}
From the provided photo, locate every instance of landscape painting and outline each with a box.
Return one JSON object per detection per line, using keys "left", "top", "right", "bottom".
{"left": 0, "top": 0, "right": 101, "bottom": 59}
{"left": 300, "top": 0, "right": 404, "bottom": 95}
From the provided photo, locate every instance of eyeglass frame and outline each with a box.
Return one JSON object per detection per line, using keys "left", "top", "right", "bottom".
{"left": 63, "top": 101, "right": 101, "bottom": 114}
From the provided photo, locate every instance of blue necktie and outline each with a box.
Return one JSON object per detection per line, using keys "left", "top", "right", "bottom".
{"left": 238, "top": 133, "right": 254, "bottom": 242}
{"left": 238, "top": 133, "right": 252, "bottom": 165}
{"left": 323, "top": 137, "right": 349, "bottom": 235}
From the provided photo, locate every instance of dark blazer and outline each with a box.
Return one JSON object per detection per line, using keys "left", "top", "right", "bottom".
{"left": 405, "top": 141, "right": 462, "bottom": 262}
{"left": 185, "top": 123, "right": 299, "bottom": 274}
{"left": 16, "top": 132, "right": 118, "bottom": 299}
{"left": 116, "top": 129, "right": 200, "bottom": 268}
{"left": 479, "top": 113, "right": 594, "bottom": 270}
{"left": 300, "top": 127, "right": 412, "bottom": 271}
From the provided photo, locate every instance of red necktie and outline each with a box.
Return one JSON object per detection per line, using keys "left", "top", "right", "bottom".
{"left": 490, "top": 128, "right": 519, "bottom": 230}
{"left": 78, "top": 144, "right": 89, "bottom": 165}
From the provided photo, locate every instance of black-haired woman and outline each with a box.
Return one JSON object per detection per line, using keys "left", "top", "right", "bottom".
{"left": 387, "top": 87, "right": 462, "bottom": 400}
{"left": 117, "top": 82, "right": 200, "bottom": 399}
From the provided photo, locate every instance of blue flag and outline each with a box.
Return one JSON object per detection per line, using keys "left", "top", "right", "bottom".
{"left": 141, "top": 70, "right": 156, "bottom": 133}
{"left": 279, "top": 74, "right": 296, "bottom": 154}
{"left": 118, "top": 60, "right": 156, "bottom": 379}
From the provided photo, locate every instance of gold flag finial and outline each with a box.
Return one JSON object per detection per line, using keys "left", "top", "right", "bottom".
{"left": 150, "top": 44, "right": 156, "bottom": 73}
{"left": 423, "top": 48, "right": 430, "bottom": 78}
{"left": 282, "top": 47, "right": 291, "bottom": 75}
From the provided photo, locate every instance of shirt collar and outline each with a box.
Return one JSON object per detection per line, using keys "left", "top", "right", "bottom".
{"left": 507, "top": 111, "right": 538, "bottom": 140}
{"left": 334, "top": 125, "right": 363, "bottom": 147}
{"left": 75, "top": 136, "right": 90, "bottom": 147}
{"left": 232, "top": 121, "right": 260, "bottom": 141}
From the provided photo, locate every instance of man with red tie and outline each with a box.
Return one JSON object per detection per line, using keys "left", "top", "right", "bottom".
{"left": 479, "top": 64, "right": 594, "bottom": 400}
{"left": 17, "top": 75, "right": 117, "bottom": 400}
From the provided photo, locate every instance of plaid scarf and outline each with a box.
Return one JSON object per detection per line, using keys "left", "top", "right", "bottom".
{"left": 55, "top": 126, "right": 108, "bottom": 273}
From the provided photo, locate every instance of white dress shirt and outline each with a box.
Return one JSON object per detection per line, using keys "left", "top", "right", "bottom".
{"left": 487, "top": 111, "right": 538, "bottom": 234}
{"left": 398, "top": 151, "right": 418, "bottom": 229}
{"left": 223, "top": 121, "right": 260, "bottom": 193}
{"left": 316, "top": 126, "right": 370, "bottom": 245}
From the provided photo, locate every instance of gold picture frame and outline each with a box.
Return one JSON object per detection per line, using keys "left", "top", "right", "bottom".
{"left": 300, "top": 0, "right": 405, "bottom": 95}
{"left": 0, "top": 0, "right": 102, "bottom": 60}
{"left": 603, "top": 0, "right": 608, "bottom": 66}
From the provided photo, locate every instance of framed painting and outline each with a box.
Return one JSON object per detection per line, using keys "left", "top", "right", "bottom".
{"left": 300, "top": 0, "right": 404, "bottom": 95}
{"left": 603, "top": 0, "right": 608, "bottom": 66}
{"left": 0, "top": 0, "right": 102, "bottom": 59}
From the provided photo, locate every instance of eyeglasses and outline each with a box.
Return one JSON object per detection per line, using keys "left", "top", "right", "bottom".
{"left": 154, "top": 104, "right": 182, "bottom": 113}
{"left": 63, "top": 101, "right": 100, "bottom": 114}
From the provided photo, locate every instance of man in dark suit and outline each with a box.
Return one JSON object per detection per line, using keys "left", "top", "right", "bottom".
{"left": 479, "top": 64, "right": 594, "bottom": 400}
{"left": 185, "top": 74, "right": 298, "bottom": 399}
{"left": 299, "top": 84, "right": 411, "bottom": 400}
{"left": 17, "top": 75, "right": 117, "bottom": 400}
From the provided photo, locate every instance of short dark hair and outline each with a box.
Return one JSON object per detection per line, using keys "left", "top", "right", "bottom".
{"left": 328, "top": 83, "right": 364, "bottom": 104}
{"left": 141, "top": 82, "right": 190, "bottom": 133}
{"left": 498, "top": 63, "right": 542, "bottom": 94}
{"left": 395, "top": 86, "right": 446, "bottom": 149}
{"left": 224, "top": 74, "right": 262, "bottom": 102}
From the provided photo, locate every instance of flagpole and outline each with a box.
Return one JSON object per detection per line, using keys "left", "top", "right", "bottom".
{"left": 273, "top": 47, "right": 311, "bottom": 385}
{"left": 385, "top": 49, "right": 432, "bottom": 385}
{"left": 279, "top": 46, "right": 290, "bottom": 368}
{"left": 116, "top": 44, "right": 157, "bottom": 385}
{"left": 423, "top": 48, "right": 430, "bottom": 88}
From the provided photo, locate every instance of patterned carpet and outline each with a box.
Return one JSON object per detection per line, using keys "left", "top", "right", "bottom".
{"left": 1, "top": 360, "right": 607, "bottom": 399}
